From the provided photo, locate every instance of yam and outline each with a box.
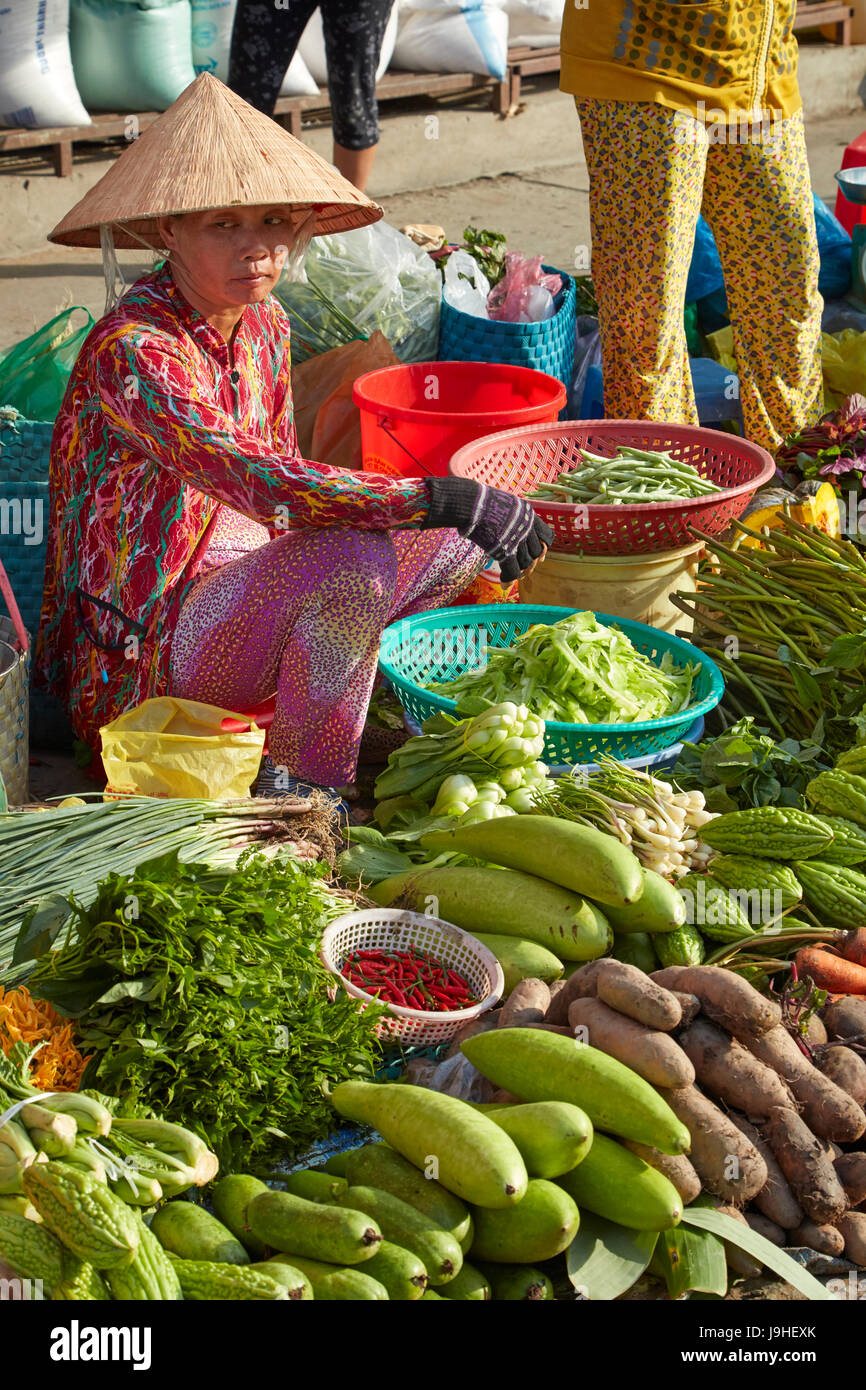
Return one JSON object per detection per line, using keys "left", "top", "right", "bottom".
{"left": 652, "top": 965, "right": 781, "bottom": 1041}
{"left": 712, "top": 1201, "right": 763, "bottom": 1279}
{"left": 815, "top": 1045, "right": 866, "bottom": 1107}
{"left": 623, "top": 1142, "right": 702, "bottom": 1205}
{"left": 744, "top": 1212, "right": 785, "bottom": 1247}
{"left": 660, "top": 1085, "right": 767, "bottom": 1202}
{"left": 789, "top": 1221, "right": 845, "bottom": 1258}
{"left": 672, "top": 992, "right": 701, "bottom": 1028}
{"left": 745, "top": 1026, "right": 866, "bottom": 1142}
{"left": 525, "top": 1022, "right": 573, "bottom": 1037}
{"left": 593, "top": 959, "right": 682, "bottom": 1031}
{"left": 544, "top": 960, "right": 605, "bottom": 1026}
{"left": 567, "top": 997, "right": 695, "bottom": 1089}
{"left": 836, "top": 1211, "right": 866, "bottom": 1267}
{"left": 763, "top": 1106, "right": 848, "bottom": 1226}
{"left": 677, "top": 1019, "right": 795, "bottom": 1118}
{"left": 823, "top": 996, "right": 866, "bottom": 1042}
{"left": 834, "top": 1152, "right": 866, "bottom": 1207}
{"left": 547, "top": 979, "right": 567, "bottom": 1005}
{"left": 445, "top": 1016, "right": 498, "bottom": 1059}
{"left": 497, "top": 979, "right": 551, "bottom": 1030}
{"left": 729, "top": 1113, "right": 804, "bottom": 1231}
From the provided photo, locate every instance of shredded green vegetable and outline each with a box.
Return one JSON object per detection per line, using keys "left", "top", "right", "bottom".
{"left": 530, "top": 445, "right": 720, "bottom": 505}
{"left": 431, "top": 613, "right": 697, "bottom": 725}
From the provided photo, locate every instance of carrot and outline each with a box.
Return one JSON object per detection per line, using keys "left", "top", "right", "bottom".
{"left": 651, "top": 965, "right": 780, "bottom": 1041}
{"left": 567, "top": 997, "right": 695, "bottom": 1090}
{"left": 660, "top": 1085, "right": 768, "bottom": 1203}
{"left": 594, "top": 960, "right": 682, "bottom": 1032}
{"left": 815, "top": 1045, "right": 866, "bottom": 1107}
{"left": 762, "top": 1106, "right": 848, "bottom": 1226}
{"left": 789, "top": 1221, "right": 845, "bottom": 1258}
{"left": 836, "top": 1212, "right": 866, "bottom": 1268}
{"left": 834, "top": 1152, "right": 866, "bottom": 1206}
{"left": 677, "top": 1019, "right": 795, "bottom": 1118}
{"left": 497, "top": 979, "right": 551, "bottom": 1030}
{"left": 730, "top": 1113, "right": 803, "bottom": 1231}
{"left": 794, "top": 946, "right": 866, "bottom": 996}
{"left": 840, "top": 928, "right": 866, "bottom": 969}
{"left": 745, "top": 1026, "right": 866, "bottom": 1143}
{"left": 823, "top": 996, "right": 866, "bottom": 1040}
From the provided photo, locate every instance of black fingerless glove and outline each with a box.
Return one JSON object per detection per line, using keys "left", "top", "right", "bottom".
{"left": 423, "top": 476, "right": 553, "bottom": 582}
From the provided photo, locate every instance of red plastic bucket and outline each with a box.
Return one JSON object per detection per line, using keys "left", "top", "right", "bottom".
{"left": 353, "top": 361, "right": 567, "bottom": 479}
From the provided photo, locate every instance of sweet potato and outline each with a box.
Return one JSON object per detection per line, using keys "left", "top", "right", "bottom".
{"left": 745, "top": 1026, "right": 866, "bottom": 1142}
{"left": 677, "top": 1019, "right": 795, "bottom": 1118}
{"left": 789, "top": 1220, "right": 846, "bottom": 1257}
{"left": 815, "top": 1045, "right": 866, "bottom": 1107}
{"left": 763, "top": 1106, "right": 848, "bottom": 1226}
{"left": 672, "top": 992, "right": 701, "bottom": 1028}
{"left": 652, "top": 965, "right": 780, "bottom": 1041}
{"left": 547, "top": 979, "right": 567, "bottom": 1005}
{"left": 712, "top": 1201, "right": 763, "bottom": 1279}
{"left": 623, "top": 1141, "right": 702, "bottom": 1205}
{"left": 525, "top": 1022, "right": 573, "bottom": 1036}
{"left": 568, "top": 997, "right": 694, "bottom": 1089}
{"left": 544, "top": 960, "right": 604, "bottom": 1026}
{"left": 593, "top": 959, "right": 682, "bottom": 1031}
{"left": 834, "top": 1152, "right": 866, "bottom": 1207}
{"left": 497, "top": 978, "right": 550, "bottom": 1029}
{"left": 445, "top": 1015, "right": 498, "bottom": 1058}
{"left": 660, "top": 1085, "right": 767, "bottom": 1202}
{"left": 836, "top": 1211, "right": 866, "bottom": 1267}
{"left": 729, "top": 1113, "right": 804, "bottom": 1231}
{"left": 823, "top": 996, "right": 866, "bottom": 1041}
{"left": 801, "top": 1013, "right": 827, "bottom": 1047}
{"left": 744, "top": 1212, "right": 785, "bottom": 1247}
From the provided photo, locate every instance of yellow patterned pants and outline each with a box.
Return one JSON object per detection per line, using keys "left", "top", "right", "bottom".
{"left": 576, "top": 100, "right": 824, "bottom": 451}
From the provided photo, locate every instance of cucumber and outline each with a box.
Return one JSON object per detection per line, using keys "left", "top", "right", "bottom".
{"left": 268, "top": 1253, "right": 387, "bottom": 1301}
{"left": 330, "top": 1081, "right": 528, "bottom": 1209}
{"left": 461, "top": 1028, "right": 690, "bottom": 1156}
{"left": 247, "top": 1190, "right": 382, "bottom": 1265}
{"left": 344, "top": 1144, "right": 472, "bottom": 1246}
{"left": 469, "top": 1178, "right": 579, "bottom": 1263}
{"left": 612, "top": 932, "right": 658, "bottom": 974}
{"left": 359, "top": 1240, "right": 428, "bottom": 1300}
{"left": 471, "top": 933, "right": 565, "bottom": 994}
{"left": 478, "top": 1262, "right": 554, "bottom": 1300}
{"left": 478, "top": 1101, "right": 593, "bottom": 1179}
{"left": 149, "top": 1202, "right": 250, "bottom": 1265}
{"left": 319, "top": 1152, "right": 352, "bottom": 1178}
{"left": 210, "top": 1175, "right": 269, "bottom": 1258}
{"left": 336, "top": 1185, "right": 463, "bottom": 1286}
{"left": 247, "top": 1260, "right": 313, "bottom": 1300}
{"left": 420, "top": 815, "right": 644, "bottom": 907}
{"left": 556, "top": 1132, "right": 682, "bottom": 1231}
{"left": 283, "top": 1170, "right": 347, "bottom": 1204}
{"left": 435, "top": 1259, "right": 490, "bottom": 1300}
{"left": 603, "top": 869, "right": 686, "bottom": 934}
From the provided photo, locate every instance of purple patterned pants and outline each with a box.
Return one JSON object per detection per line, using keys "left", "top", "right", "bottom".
{"left": 170, "top": 526, "right": 483, "bottom": 784}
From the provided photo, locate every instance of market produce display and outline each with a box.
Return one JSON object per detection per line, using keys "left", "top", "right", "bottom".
{"left": 529, "top": 446, "right": 721, "bottom": 505}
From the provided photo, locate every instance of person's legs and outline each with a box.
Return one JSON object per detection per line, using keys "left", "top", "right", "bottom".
{"left": 227, "top": 0, "right": 318, "bottom": 114}
{"left": 320, "top": 0, "right": 395, "bottom": 191}
{"left": 701, "top": 110, "right": 823, "bottom": 451}
{"left": 576, "top": 98, "right": 708, "bottom": 423}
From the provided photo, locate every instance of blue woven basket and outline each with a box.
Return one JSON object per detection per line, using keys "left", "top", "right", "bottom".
{"left": 438, "top": 266, "right": 576, "bottom": 388}
{"left": 378, "top": 603, "right": 724, "bottom": 765}
{"left": 0, "top": 413, "right": 51, "bottom": 639}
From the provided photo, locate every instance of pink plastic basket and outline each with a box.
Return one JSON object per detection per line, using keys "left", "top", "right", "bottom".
{"left": 449, "top": 420, "right": 776, "bottom": 555}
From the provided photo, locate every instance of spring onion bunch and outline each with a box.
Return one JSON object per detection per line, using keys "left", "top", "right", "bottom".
{"left": 536, "top": 756, "right": 716, "bottom": 879}
{"left": 373, "top": 702, "right": 552, "bottom": 840}
{"left": 530, "top": 445, "right": 720, "bottom": 505}
{"left": 432, "top": 612, "right": 696, "bottom": 725}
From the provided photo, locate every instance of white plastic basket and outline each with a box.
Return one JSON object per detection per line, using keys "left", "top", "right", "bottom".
{"left": 320, "top": 908, "right": 504, "bottom": 1046}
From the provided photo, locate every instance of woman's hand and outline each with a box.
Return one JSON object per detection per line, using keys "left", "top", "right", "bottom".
{"left": 423, "top": 476, "right": 553, "bottom": 582}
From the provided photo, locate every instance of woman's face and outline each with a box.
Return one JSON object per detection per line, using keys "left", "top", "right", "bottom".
{"left": 157, "top": 206, "right": 294, "bottom": 308}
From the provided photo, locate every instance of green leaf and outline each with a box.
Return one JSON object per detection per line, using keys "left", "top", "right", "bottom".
{"left": 12, "top": 893, "right": 73, "bottom": 965}
{"left": 567, "top": 1212, "right": 658, "bottom": 1301}
{"left": 93, "top": 977, "right": 162, "bottom": 1007}
{"left": 651, "top": 1222, "right": 728, "bottom": 1299}
{"left": 824, "top": 632, "right": 866, "bottom": 671}
{"left": 681, "top": 1207, "right": 833, "bottom": 1301}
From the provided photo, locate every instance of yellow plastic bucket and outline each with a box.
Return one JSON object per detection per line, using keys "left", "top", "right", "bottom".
{"left": 518, "top": 540, "right": 704, "bottom": 634}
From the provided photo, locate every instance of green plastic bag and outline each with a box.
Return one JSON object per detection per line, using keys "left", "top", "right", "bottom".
{"left": 0, "top": 308, "right": 93, "bottom": 422}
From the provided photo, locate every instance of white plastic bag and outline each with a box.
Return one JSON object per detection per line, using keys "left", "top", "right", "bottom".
{"left": 190, "top": 0, "right": 319, "bottom": 94}
{"left": 393, "top": 0, "right": 509, "bottom": 80}
{"left": 0, "top": 0, "right": 90, "bottom": 129}
{"left": 299, "top": 4, "right": 398, "bottom": 87}
{"left": 443, "top": 250, "right": 490, "bottom": 319}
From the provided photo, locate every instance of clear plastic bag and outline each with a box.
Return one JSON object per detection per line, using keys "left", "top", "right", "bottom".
{"left": 566, "top": 313, "right": 602, "bottom": 418}
{"left": 443, "top": 250, "right": 491, "bottom": 318}
{"left": 404, "top": 1050, "right": 497, "bottom": 1102}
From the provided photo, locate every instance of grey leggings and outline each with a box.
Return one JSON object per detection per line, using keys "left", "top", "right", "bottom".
{"left": 227, "top": 0, "right": 395, "bottom": 149}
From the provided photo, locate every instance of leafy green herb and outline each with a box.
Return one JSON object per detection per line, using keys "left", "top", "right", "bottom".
{"left": 673, "top": 717, "right": 830, "bottom": 812}
{"left": 460, "top": 226, "right": 508, "bottom": 286}
{"left": 28, "top": 854, "right": 383, "bottom": 1169}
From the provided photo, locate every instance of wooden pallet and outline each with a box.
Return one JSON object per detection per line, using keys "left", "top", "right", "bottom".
{"left": 793, "top": 1, "right": 854, "bottom": 42}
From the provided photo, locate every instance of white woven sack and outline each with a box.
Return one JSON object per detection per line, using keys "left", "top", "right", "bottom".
{"left": 0, "top": 0, "right": 90, "bottom": 129}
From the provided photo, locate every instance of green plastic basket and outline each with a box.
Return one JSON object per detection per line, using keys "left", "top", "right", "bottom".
{"left": 378, "top": 604, "right": 724, "bottom": 765}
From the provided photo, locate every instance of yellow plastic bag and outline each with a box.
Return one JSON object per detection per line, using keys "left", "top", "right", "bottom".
{"left": 99, "top": 697, "right": 265, "bottom": 800}
{"left": 822, "top": 329, "right": 866, "bottom": 401}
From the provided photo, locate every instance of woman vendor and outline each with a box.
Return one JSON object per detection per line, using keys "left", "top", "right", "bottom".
{"left": 560, "top": 1, "right": 823, "bottom": 451}
{"left": 36, "top": 75, "right": 551, "bottom": 809}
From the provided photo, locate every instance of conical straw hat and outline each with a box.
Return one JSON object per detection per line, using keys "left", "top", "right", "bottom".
{"left": 48, "top": 73, "right": 382, "bottom": 249}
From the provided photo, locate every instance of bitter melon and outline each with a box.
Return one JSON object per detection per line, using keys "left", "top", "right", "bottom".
{"left": 21, "top": 1162, "right": 140, "bottom": 1270}
{"left": 699, "top": 807, "right": 834, "bottom": 860}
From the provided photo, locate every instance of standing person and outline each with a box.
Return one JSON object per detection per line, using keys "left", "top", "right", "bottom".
{"left": 37, "top": 76, "right": 551, "bottom": 810}
{"left": 560, "top": 2, "right": 823, "bottom": 451}
{"left": 227, "top": 0, "right": 394, "bottom": 192}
